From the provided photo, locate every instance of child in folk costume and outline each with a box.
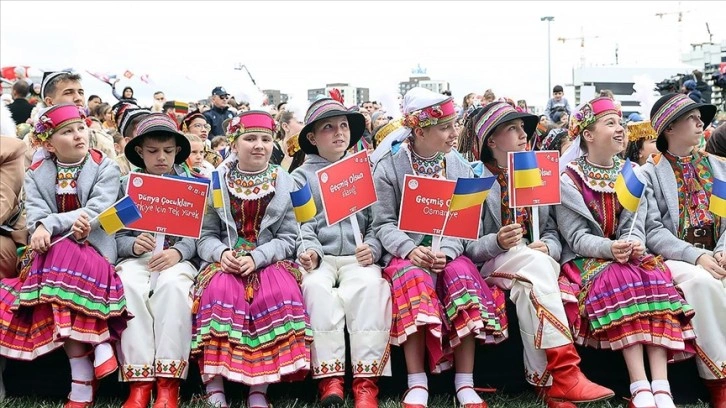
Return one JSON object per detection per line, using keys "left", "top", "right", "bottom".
{"left": 0, "top": 104, "right": 129, "bottom": 408}
{"left": 556, "top": 97, "right": 696, "bottom": 408}
{"left": 114, "top": 113, "right": 198, "bottom": 408}
{"left": 640, "top": 93, "right": 726, "bottom": 408}
{"left": 193, "top": 111, "right": 311, "bottom": 408}
{"left": 371, "top": 87, "right": 507, "bottom": 408}
{"left": 624, "top": 121, "right": 659, "bottom": 166}
{"left": 293, "top": 99, "right": 392, "bottom": 408}
{"left": 463, "top": 102, "right": 613, "bottom": 408}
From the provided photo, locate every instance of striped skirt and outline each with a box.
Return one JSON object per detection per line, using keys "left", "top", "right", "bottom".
{"left": 383, "top": 256, "right": 507, "bottom": 373}
{"left": 0, "top": 239, "right": 129, "bottom": 360}
{"left": 191, "top": 260, "right": 312, "bottom": 385}
{"left": 559, "top": 256, "right": 696, "bottom": 361}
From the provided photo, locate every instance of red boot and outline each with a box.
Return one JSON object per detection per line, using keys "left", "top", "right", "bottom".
{"left": 319, "top": 376, "right": 345, "bottom": 407}
{"left": 122, "top": 381, "right": 155, "bottom": 408}
{"left": 545, "top": 344, "right": 614, "bottom": 403}
{"left": 64, "top": 379, "right": 97, "bottom": 408}
{"left": 705, "top": 379, "right": 726, "bottom": 408}
{"left": 152, "top": 378, "right": 181, "bottom": 408}
{"left": 535, "top": 386, "right": 577, "bottom": 408}
{"left": 352, "top": 378, "right": 379, "bottom": 408}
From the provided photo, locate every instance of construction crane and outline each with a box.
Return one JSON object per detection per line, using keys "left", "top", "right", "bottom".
{"left": 655, "top": 2, "right": 694, "bottom": 56}
{"left": 557, "top": 27, "right": 599, "bottom": 67}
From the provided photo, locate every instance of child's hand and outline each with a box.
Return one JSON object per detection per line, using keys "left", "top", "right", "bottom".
{"left": 497, "top": 223, "right": 522, "bottom": 250}
{"left": 611, "top": 240, "right": 632, "bottom": 264}
{"left": 696, "top": 254, "right": 726, "bottom": 280}
{"left": 72, "top": 212, "right": 91, "bottom": 241}
{"left": 407, "top": 246, "right": 435, "bottom": 269}
{"left": 528, "top": 240, "right": 549, "bottom": 254}
{"left": 221, "top": 250, "right": 242, "bottom": 274}
{"left": 355, "top": 244, "right": 373, "bottom": 266}
{"left": 30, "top": 224, "right": 51, "bottom": 253}
{"left": 238, "top": 256, "right": 256, "bottom": 277}
{"left": 298, "top": 250, "right": 319, "bottom": 271}
{"left": 430, "top": 252, "right": 447, "bottom": 274}
{"left": 629, "top": 242, "right": 645, "bottom": 261}
{"left": 132, "top": 233, "right": 155, "bottom": 256}
{"left": 148, "top": 249, "right": 182, "bottom": 272}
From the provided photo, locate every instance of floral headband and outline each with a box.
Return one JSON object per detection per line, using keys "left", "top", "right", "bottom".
{"left": 402, "top": 98, "right": 456, "bottom": 129}
{"left": 34, "top": 104, "right": 90, "bottom": 142}
{"left": 226, "top": 111, "right": 277, "bottom": 143}
{"left": 568, "top": 97, "right": 621, "bottom": 139}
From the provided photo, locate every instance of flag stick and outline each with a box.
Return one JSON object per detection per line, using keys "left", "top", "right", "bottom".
{"left": 349, "top": 215, "right": 363, "bottom": 247}
{"left": 48, "top": 213, "right": 102, "bottom": 247}
{"left": 148, "top": 233, "right": 165, "bottom": 295}
{"left": 532, "top": 206, "right": 540, "bottom": 242}
{"left": 433, "top": 211, "right": 451, "bottom": 254}
{"left": 297, "top": 222, "right": 307, "bottom": 253}
{"left": 625, "top": 201, "right": 640, "bottom": 242}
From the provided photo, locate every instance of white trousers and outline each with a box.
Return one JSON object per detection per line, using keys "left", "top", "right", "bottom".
{"left": 666, "top": 260, "right": 726, "bottom": 380}
{"left": 115, "top": 256, "right": 196, "bottom": 382}
{"left": 302, "top": 255, "right": 392, "bottom": 379}
{"left": 482, "top": 246, "right": 572, "bottom": 387}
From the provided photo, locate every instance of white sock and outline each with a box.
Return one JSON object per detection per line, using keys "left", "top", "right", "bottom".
{"left": 404, "top": 373, "right": 428, "bottom": 406}
{"left": 630, "top": 380, "right": 655, "bottom": 408}
{"left": 93, "top": 342, "right": 114, "bottom": 368}
{"left": 248, "top": 384, "right": 269, "bottom": 408}
{"left": 455, "top": 373, "right": 482, "bottom": 405}
{"left": 651, "top": 380, "right": 675, "bottom": 408}
{"left": 68, "top": 356, "right": 94, "bottom": 402}
{"left": 205, "top": 376, "right": 227, "bottom": 407}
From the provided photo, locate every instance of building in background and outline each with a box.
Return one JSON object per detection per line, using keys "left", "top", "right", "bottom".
{"left": 399, "top": 64, "right": 450, "bottom": 95}
{"left": 307, "top": 83, "right": 369, "bottom": 106}
{"left": 262, "top": 89, "right": 288, "bottom": 107}
{"left": 682, "top": 41, "right": 726, "bottom": 110}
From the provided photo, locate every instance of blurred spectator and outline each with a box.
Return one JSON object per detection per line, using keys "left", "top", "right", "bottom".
{"left": 544, "top": 85, "right": 571, "bottom": 122}
{"left": 693, "top": 69, "right": 712, "bottom": 104}
{"left": 87, "top": 95, "right": 102, "bottom": 114}
{"left": 7, "top": 80, "right": 32, "bottom": 124}
{"left": 599, "top": 89, "right": 615, "bottom": 100}
{"left": 203, "top": 86, "right": 235, "bottom": 136}
{"left": 682, "top": 80, "right": 703, "bottom": 103}
{"left": 482, "top": 89, "right": 496, "bottom": 104}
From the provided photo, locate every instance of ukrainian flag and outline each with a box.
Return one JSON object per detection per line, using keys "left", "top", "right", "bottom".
{"left": 98, "top": 196, "right": 142, "bottom": 234}
{"left": 449, "top": 176, "right": 496, "bottom": 212}
{"left": 512, "top": 151, "right": 543, "bottom": 188}
{"left": 709, "top": 178, "right": 726, "bottom": 218}
{"left": 614, "top": 158, "right": 645, "bottom": 213}
{"left": 290, "top": 182, "right": 317, "bottom": 223}
{"left": 211, "top": 171, "right": 224, "bottom": 208}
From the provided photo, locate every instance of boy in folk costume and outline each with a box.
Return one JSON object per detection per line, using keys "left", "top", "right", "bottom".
{"left": 641, "top": 93, "right": 726, "bottom": 408}
{"left": 293, "top": 98, "right": 392, "bottom": 408}
{"left": 372, "top": 88, "right": 507, "bottom": 408}
{"left": 464, "top": 102, "right": 613, "bottom": 408}
{"left": 114, "top": 114, "right": 198, "bottom": 408}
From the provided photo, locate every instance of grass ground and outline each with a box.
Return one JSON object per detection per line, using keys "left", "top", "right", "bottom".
{"left": 0, "top": 393, "right": 711, "bottom": 408}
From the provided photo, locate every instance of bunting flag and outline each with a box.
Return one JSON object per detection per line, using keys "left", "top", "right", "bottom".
{"left": 448, "top": 176, "right": 496, "bottom": 212}
{"left": 290, "top": 183, "right": 317, "bottom": 223}
{"left": 173, "top": 101, "right": 189, "bottom": 115}
{"left": 512, "top": 151, "right": 543, "bottom": 188}
{"left": 709, "top": 177, "right": 726, "bottom": 218}
{"left": 123, "top": 70, "right": 134, "bottom": 79}
{"left": 98, "top": 196, "right": 142, "bottom": 234}
{"left": 86, "top": 70, "right": 116, "bottom": 84}
{"left": 140, "top": 74, "right": 150, "bottom": 84}
{"left": 211, "top": 171, "right": 224, "bottom": 208}
{"left": 614, "top": 158, "right": 645, "bottom": 213}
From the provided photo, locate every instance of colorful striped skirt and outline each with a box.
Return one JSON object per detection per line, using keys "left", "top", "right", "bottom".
{"left": 559, "top": 256, "right": 696, "bottom": 361}
{"left": 191, "top": 260, "right": 312, "bottom": 385}
{"left": 383, "top": 256, "right": 507, "bottom": 373}
{"left": 0, "top": 239, "right": 129, "bottom": 360}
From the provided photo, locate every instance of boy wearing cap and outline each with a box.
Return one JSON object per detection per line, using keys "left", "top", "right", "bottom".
{"left": 293, "top": 98, "right": 391, "bottom": 408}
{"left": 40, "top": 71, "right": 85, "bottom": 108}
{"left": 114, "top": 114, "right": 198, "bottom": 408}
{"left": 204, "top": 87, "right": 235, "bottom": 137}
{"left": 642, "top": 93, "right": 726, "bottom": 408}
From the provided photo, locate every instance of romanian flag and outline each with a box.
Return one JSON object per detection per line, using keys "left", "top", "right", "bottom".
{"left": 512, "top": 151, "right": 543, "bottom": 188}
{"left": 614, "top": 158, "right": 645, "bottom": 213}
{"left": 449, "top": 176, "right": 496, "bottom": 212}
{"left": 290, "top": 183, "right": 317, "bottom": 223}
{"left": 211, "top": 171, "right": 224, "bottom": 208}
{"left": 709, "top": 178, "right": 726, "bottom": 218}
{"left": 98, "top": 196, "right": 142, "bottom": 234}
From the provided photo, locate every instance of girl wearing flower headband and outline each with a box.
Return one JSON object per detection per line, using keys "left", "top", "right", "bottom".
{"left": 464, "top": 101, "right": 613, "bottom": 408}
{"left": 0, "top": 103, "right": 129, "bottom": 408}
{"left": 640, "top": 93, "right": 726, "bottom": 408}
{"left": 193, "top": 111, "right": 311, "bottom": 408}
{"left": 371, "top": 87, "right": 507, "bottom": 408}
{"left": 556, "top": 97, "right": 696, "bottom": 408}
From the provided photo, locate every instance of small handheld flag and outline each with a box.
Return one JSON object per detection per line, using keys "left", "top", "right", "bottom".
{"left": 290, "top": 183, "right": 317, "bottom": 223}
{"left": 449, "top": 176, "right": 496, "bottom": 212}
{"left": 709, "top": 178, "right": 726, "bottom": 218}
{"left": 512, "top": 151, "right": 543, "bottom": 188}
{"left": 211, "top": 172, "right": 224, "bottom": 208}
{"left": 98, "top": 196, "right": 142, "bottom": 234}
{"left": 614, "top": 159, "right": 645, "bottom": 213}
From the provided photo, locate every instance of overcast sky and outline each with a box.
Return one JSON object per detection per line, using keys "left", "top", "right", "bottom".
{"left": 1, "top": 1, "right": 723, "bottom": 108}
